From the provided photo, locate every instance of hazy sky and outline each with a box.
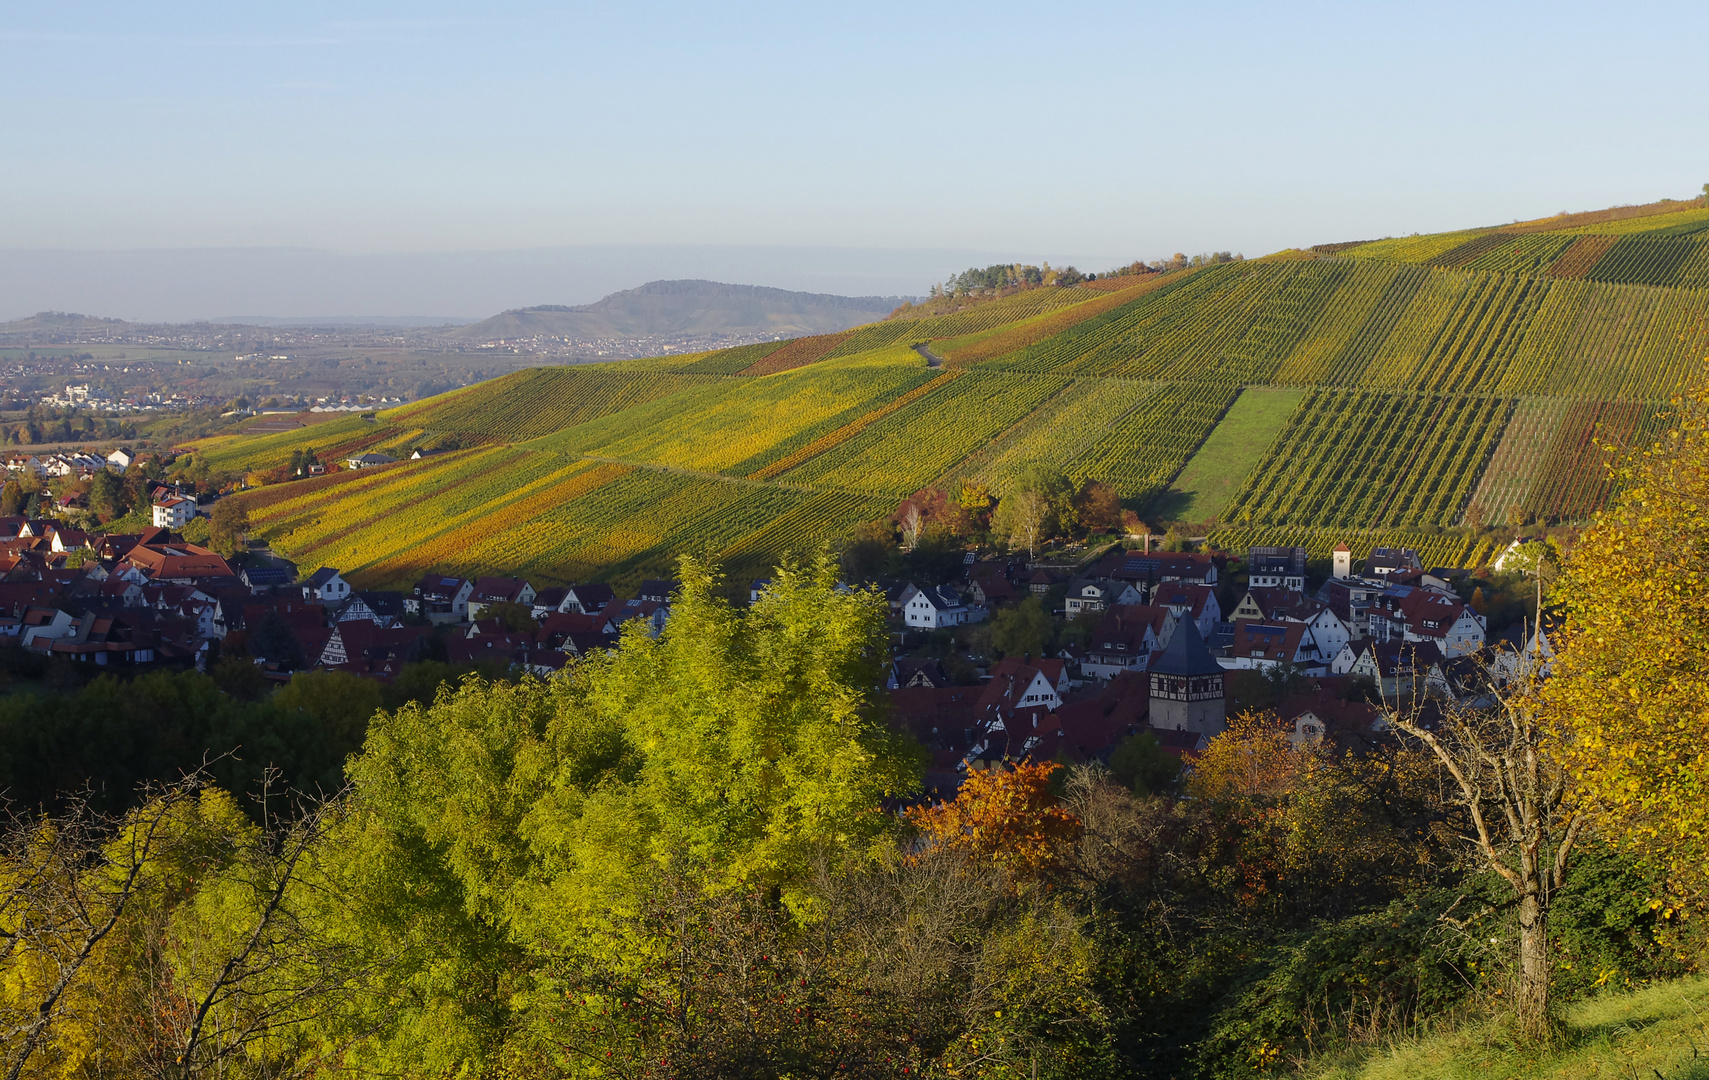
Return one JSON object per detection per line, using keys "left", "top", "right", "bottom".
{"left": 2, "top": 1, "right": 1705, "bottom": 318}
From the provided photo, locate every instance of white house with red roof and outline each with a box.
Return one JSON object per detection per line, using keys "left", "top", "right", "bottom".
{"left": 1369, "top": 585, "right": 1485, "bottom": 657}
{"left": 1221, "top": 621, "right": 1328, "bottom": 675}
{"left": 467, "top": 576, "right": 537, "bottom": 621}
{"left": 152, "top": 495, "right": 197, "bottom": 531}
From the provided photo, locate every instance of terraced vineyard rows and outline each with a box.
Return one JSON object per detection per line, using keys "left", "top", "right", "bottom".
{"left": 1343, "top": 230, "right": 1485, "bottom": 265}
{"left": 1427, "top": 232, "right": 1522, "bottom": 269}
{"left": 777, "top": 370, "right": 1070, "bottom": 496}
{"left": 385, "top": 367, "right": 725, "bottom": 439}
{"left": 1545, "top": 205, "right": 1709, "bottom": 237}
{"left": 1064, "top": 382, "right": 1240, "bottom": 501}
{"left": 934, "top": 273, "right": 1187, "bottom": 365}
{"left": 1523, "top": 400, "right": 1667, "bottom": 521}
{"left": 1267, "top": 261, "right": 1408, "bottom": 384}
{"left": 1585, "top": 236, "right": 1703, "bottom": 287}
{"left": 253, "top": 449, "right": 898, "bottom": 592}
{"left": 738, "top": 331, "right": 855, "bottom": 375}
{"left": 672, "top": 339, "right": 789, "bottom": 373}
{"left": 748, "top": 371, "right": 959, "bottom": 480}
{"left": 192, "top": 414, "right": 382, "bottom": 474}
{"left": 207, "top": 199, "right": 1709, "bottom": 591}
{"left": 987, "top": 262, "right": 1264, "bottom": 375}
{"left": 1220, "top": 389, "right": 1514, "bottom": 528}
{"left": 713, "top": 490, "right": 896, "bottom": 581}
{"left": 1461, "top": 397, "right": 1667, "bottom": 526}
{"left": 1461, "top": 398, "right": 1567, "bottom": 526}
{"left": 951, "top": 378, "right": 1162, "bottom": 493}
{"left": 1462, "top": 234, "right": 1576, "bottom": 276}
{"left": 1493, "top": 279, "right": 1709, "bottom": 398}
{"left": 1546, "top": 235, "right": 1619, "bottom": 279}
{"left": 250, "top": 450, "right": 588, "bottom": 573}
{"left": 526, "top": 347, "right": 936, "bottom": 475}
{"left": 1681, "top": 243, "right": 1709, "bottom": 289}
{"left": 1206, "top": 525, "right": 1500, "bottom": 571}
{"left": 813, "top": 286, "right": 1105, "bottom": 360}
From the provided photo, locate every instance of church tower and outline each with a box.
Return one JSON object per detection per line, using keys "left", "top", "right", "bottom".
{"left": 1148, "top": 618, "right": 1227, "bottom": 735}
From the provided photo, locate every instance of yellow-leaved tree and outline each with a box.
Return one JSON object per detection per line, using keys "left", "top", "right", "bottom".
{"left": 1546, "top": 385, "right": 1709, "bottom": 899}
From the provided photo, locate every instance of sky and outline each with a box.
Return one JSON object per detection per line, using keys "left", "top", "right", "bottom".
{"left": 1, "top": 0, "right": 1705, "bottom": 320}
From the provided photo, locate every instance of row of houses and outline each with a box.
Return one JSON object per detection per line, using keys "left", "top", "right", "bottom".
{"left": 885, "top": 542, "right": 1513, "bottom": 794}
{"left": 5, "top": 449, "right": 137, "bottom": 477}
{"left": 249, "top": 568, "right": 684, "bottom": 681}
{"left": 0, "top": 522, "right": 251, "bottom": 664}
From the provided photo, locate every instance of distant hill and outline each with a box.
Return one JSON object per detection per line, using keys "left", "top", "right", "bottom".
{"left": 451, "top": 280, "right": 908, "bottom": 342}
{"left": 0, "top": 311, "right": 130, "bottom": 337}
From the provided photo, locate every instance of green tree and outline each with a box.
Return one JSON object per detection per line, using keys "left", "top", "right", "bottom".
{"left": 992, "top": 465, "right": 1072, "bottom": 558}
{"left": 1109, "top": 731, "right": 1181, "bottom": 796}
{"left": 840, "top": 518, "right": 897, "bottom": 582}
{"left": 477, "top": 600, "right": 537, "bottom": 632}
{"left": 210, "top": 653, "right": 267, "bottom": 701}
{"left": 90, "top": 468, "right": 128, "bottom": 521}
{"left": 273, "top": 670, "right": 384, "bottom": 764}
{"left": 323, "top": 553, "right": 922, "bottom": 1070}
{"left": 247, "top": 609, "right": 307, "bottom": 671}
{"left": 209, "top": 497, "right": 249, "bottom": 556}
{"left": 990, "top": 596, "right": 1052, "bottom": 659}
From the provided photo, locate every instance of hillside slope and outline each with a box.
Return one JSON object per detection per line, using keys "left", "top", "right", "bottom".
{"left": 199, "top": 198, "right": 1709, "bottom": 589}
{"left": 450, "top": 279, "right": 908, "bottom": 342}
{"left": 1305, "top": 974, "right": 1709, "bottom": 1079}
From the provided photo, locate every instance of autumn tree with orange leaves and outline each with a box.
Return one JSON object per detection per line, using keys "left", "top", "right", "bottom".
{"left": 1185, "top": 711, "right": 1448, "bottom": 915}
{"left": 906, "top": 761, "right": 1082, "bottom": 879}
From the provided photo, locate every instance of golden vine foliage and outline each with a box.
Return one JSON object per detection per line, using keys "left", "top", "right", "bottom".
{"left": 1546, "top": 383, "right": 1709, "bottom": 895}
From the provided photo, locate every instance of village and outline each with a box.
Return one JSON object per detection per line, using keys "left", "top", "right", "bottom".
{"left": 0, "top": 442, "right": 1550, "bottom": 800}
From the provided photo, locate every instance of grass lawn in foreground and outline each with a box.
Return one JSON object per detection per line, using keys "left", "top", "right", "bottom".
{"left": 1307, "top": 975, "right": 1709, "bottom": 1079}
{"left": 1151, "top": 387, "right": 1305, "bottom": 524}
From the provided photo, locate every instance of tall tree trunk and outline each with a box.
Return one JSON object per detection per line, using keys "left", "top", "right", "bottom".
{"left": 1515, "top": 889, "right": 1551, "bottom": 1040}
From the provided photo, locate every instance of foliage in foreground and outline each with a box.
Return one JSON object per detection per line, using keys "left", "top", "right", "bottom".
{"left": 8, "top": 505, "right": 1709, "bottom": 1075}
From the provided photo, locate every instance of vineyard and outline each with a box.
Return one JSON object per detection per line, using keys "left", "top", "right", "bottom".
{"left": 1463, "top": 397, "right": 1669, "bottom": 525}
{"left": 950, "top": 378, "right": 1163, "bottom": 494}
{"left": 196, "top": 196, "right": 1709, "bottom": 587}
{"left": 1205, "top": 525, "right": 1503, "bottom": 573}
{"left": 776, "top": 370, "right": 1072, "bottom": 496}
{"left": 191, "top": 414, "right": 404, "bottom": 476}
{"left": 387, "top": 367, "right": 726, "bottom": 439}
{"left": 933, "top": 272, "right": 1189, "bottom": 365}
{"left": 1218, "top": 389, "right": 1514, "bottom": 529}
{"left": 525, "top": 346, "right": 937, "bottom": 476}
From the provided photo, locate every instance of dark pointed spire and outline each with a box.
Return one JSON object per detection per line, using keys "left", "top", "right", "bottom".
{"left": 1152, "top": 617, "right": 1223, "bottom": 677}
